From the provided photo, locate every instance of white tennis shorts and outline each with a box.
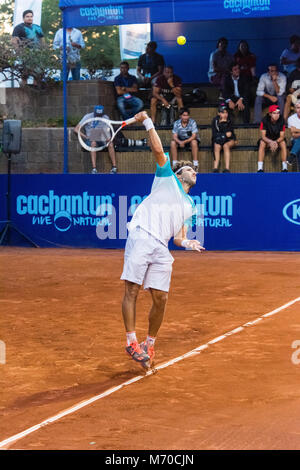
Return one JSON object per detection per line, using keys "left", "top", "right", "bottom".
{"left": 120, "top": 227, "right": 174, "bottom": 292}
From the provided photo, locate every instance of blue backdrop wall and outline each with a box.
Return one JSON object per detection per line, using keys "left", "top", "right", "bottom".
{"left": 152, "top": 15, "right": 300, "bottom": 83}
{"left": 0, "top": 174, "right": 299, "bottom": 250}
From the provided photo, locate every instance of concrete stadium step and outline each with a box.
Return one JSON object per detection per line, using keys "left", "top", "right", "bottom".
{"left": 137, "top": 83, "right": 220, "bottom": 104}
{"left": 142, "top": 105, "right": 269, "bottom": 125}
{"left": 77, "top": 147, "right": 291, "bottom": 175}
{"left": 122, "top": 127, "right": 291, "bottom": 147}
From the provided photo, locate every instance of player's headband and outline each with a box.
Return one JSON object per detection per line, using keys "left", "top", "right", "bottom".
{"left": 175, "top": 165, "right": 193, "bottom": 175}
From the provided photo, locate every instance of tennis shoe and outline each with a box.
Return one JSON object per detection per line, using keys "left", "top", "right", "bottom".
{"left": 91, "top": 168, "right": 98, "bottom": 174}
{"left": 125, "top": 341, "right": 150, "bottom": 367}
{"left": 110, "top": 166, "right": 117, "bottom": 174}
{"left": 140, "top": 341, "right": 155, "bottom": 364}
{"left": 287, "top": 153, "right": 296, "bottom": 165}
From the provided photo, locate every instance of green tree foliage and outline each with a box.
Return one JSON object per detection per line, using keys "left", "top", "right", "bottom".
{"left": 0, "top": 0, "right": 121, "bottom": 76}
{"left": 0, "top": 0, "right": 14, "bottom": 34}
{"left": 0, "top": 33, "right": 62, "bottom": 88}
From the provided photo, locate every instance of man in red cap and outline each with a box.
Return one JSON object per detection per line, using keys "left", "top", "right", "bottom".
{"left": 257, "top": 104, "right": 288, "bottom": 172}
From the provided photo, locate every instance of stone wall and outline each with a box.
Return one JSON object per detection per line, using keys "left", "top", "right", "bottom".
{"left": 0, "top": 127, "right": 99, "bottom": 174}
{"left": 0, "top": 80, "right": 117, "bottom": 122}
{"left": 0, "top": 80, "right": 118, "bottom": 173}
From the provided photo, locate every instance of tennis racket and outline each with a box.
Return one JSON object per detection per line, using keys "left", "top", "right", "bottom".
{"left": 77, "top": 116, "right": 136, "bottom": 152}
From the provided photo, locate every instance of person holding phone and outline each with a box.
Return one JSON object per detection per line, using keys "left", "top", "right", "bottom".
{"left": 114, "top": 62, "right": 144, "bottom": 119}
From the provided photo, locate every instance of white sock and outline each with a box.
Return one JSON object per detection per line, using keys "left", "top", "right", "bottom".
{"left": 126, "top": 331, "right": 137, "bottom": 345}
{"left": 282, "top": 161, "right": 288, "bottom": 170}
{"left": 193, "top": 160, "right": 199, "bottom": 168}
{"left": 172, "top": 159, "right": 178, "bottom": 168}
{"left": 146, "top": 335, "right": 156, "bottom": 347}
{"left": 258, "top": 162, "right": 263, "bottom": 170}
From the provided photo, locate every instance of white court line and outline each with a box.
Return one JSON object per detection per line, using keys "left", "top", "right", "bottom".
{"left": 0, "top": 296, "right": 299, "bottom": 450}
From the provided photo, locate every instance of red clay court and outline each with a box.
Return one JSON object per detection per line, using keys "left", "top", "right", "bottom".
{"left": 0, "top": 248, "right": 300, "bottom": 450}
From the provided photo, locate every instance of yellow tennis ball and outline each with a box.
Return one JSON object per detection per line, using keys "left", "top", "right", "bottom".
{"left": 177, "top": 35, "right": 186, "bottom": 46}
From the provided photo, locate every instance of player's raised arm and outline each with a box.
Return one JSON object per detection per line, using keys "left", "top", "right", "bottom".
{"left": 174, "top": 225, "right": 205, "bottom": 252}
{"left": 134, "top": 111, "right": 167, "bottom": 167}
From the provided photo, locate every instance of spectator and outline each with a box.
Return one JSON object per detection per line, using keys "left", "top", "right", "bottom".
{"left": 280, "top": 35, "right": 300, "bottom": 76}
{"left": 170, "top": 107, "right": 200, "bottom": 170}
{"left": 151, "top": 65, "right": 183, "bottom": 124}
{"left": 257, "top": 105, "right": 288, "bottom": 173}
{"left": 74, "top": 105, "right": 118, "bottom": 174}
{"left": 287, "top": 99, "right": 300, "bottom": 170}
{"left": 211, "top": 103, "right": 236, "bottom": 173}
{"left": 12, "top": 9, "right": 44, "bottom": 86}
{"left": 137, "top": 41, "right": 165, "bottom": 88}
{"left": 222, "top": 63, "right": 250, "bottom": 123}
{"left": 234, "top": 39, "right": 257, "bottom": 81}
{"left": 209, "top": 37, "right": 234, "bottom": 89}
{"left": 234, "top": 39, "right": 257, "bottom": 104}
{"left": 253, "top": 64, "right": 286, "bottom": 124}
{"left": 283, "top": 58, "right": 300, "bottom": 122}
{"left": 53, "top": 27, "right": 85, "bottom": 81}
{"left": 208, "top": 47, "right": 218, "bottom": 83}
{"left": 114, "top": 61, "right": 143, "bottom": 120}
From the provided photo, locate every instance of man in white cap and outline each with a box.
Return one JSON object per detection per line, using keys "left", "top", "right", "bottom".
{"left": 74, "top": 105, "right": 117, "bottom": 174}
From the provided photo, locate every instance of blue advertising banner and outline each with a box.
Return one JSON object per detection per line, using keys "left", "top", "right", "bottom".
{"left": 59, "top": 0, "right": 300, "bottom": 27}
{"left": 0, "top": 174, "right": 299, "bottom": 250}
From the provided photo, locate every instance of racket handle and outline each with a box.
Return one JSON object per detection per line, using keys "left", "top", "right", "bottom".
{"left": 123, "top": 117, "right": 136, "bottom": 126}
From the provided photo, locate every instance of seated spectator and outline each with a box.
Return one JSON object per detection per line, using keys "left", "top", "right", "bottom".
{"left": 137, "top": 41, "right": 165, "bottom": 88}
{"left": 209, "top": 37, "right": 234, "bottom": 89}
{"left": 170, "top": 107, "right": 200, "bottom": 171}
{"left": 12, "top": 9, "right": 44, "bottom": 86}
{"left": 234, "top": 39, "right": 257, "bottom": 81}
{"left": 287, "top": 99, "right": 300, "bottom": 170}
{"left": 222, "top": 63, "right": 250, "bottom": 123}
{"left": 151, "top": 65, "right": 183, "bottom": 124}
{"left": 283, "top": 58, "right": 300, "bottom": 122}
{"left": 253, "top": 64, "right": 286, "bottom": 124}
{"left": 234, "top": 39, "right": 257, "bottom": 104}
{"left": 53, "top": 27, "right": 85, "bottom": 81}
{"left": 207, "top": 47, "right": 218, "bottom": 83}
{"left": 114, "top": 61, "right": 143, "bottom": 120}
{"left": 211, "top": 103, "right": 236, "bottom": 173}
{"left": 74, "top": 105, "right": 117, "bottom": 174}
{"left": 257, "top": 105, "right": 288, "bottom": 173}
{"left": 280, "top": 35, "right": 300, "bottom": 76}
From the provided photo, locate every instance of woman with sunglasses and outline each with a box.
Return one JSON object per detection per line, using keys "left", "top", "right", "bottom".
{"left": 257, "top": 104, "right": 288, "bottom": 172}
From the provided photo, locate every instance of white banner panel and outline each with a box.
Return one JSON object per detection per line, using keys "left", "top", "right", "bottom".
{"left": 13, "top": 0, "right": 42, "bottom": 28}
{"left": 119, "top": 24, "right": 150, "bottom": 60}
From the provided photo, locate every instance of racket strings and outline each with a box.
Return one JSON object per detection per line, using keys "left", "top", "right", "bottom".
{"left": 78, "top": 117, "right": 130, "bottom": 152}
{"left": 86, "top": 121, "right": 113, "bottom": 144}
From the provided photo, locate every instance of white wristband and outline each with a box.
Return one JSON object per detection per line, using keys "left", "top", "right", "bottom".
{"left": 181, "top": 240, "right": 189, "bottom": 248}
{"left": 143, "top": 117, "right": 154, "bottom": 131}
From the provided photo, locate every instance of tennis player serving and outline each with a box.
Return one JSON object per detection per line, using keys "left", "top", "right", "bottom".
{"left": 121, "top": 111, "right": 205, "bottom": 371}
